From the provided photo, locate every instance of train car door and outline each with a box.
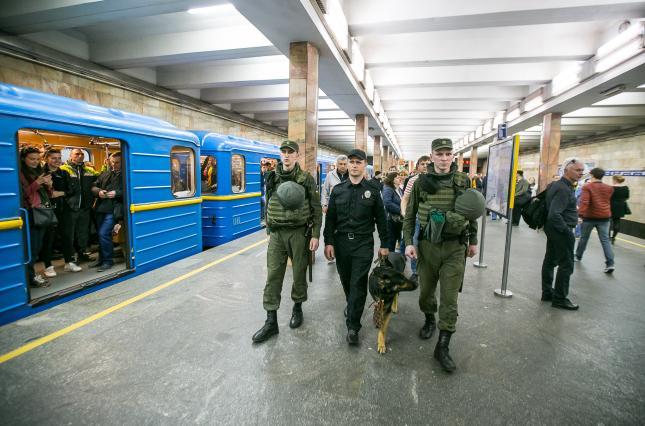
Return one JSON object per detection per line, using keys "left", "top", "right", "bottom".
{"left": 0, "top": 132, "right": 29, "bottom": 316}
{"left": 16, "top": 129, "right": 132, "bottom": 305}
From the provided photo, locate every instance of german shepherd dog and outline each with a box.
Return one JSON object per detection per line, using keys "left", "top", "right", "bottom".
{"left": 369, "top": 253, "right": 418, "bottom": 354}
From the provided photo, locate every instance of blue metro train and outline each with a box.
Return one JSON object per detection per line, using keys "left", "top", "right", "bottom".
{"left": 0, "top": 83, "right": 337, "bottom": 324}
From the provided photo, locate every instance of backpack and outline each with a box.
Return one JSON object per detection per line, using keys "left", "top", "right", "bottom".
{"left": 522, "top": 185, "right": 550, "bottom": 230}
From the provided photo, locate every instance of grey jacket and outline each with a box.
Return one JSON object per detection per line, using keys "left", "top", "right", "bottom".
{"left": 321, "top": 169, "right": 348, "bottom": 207}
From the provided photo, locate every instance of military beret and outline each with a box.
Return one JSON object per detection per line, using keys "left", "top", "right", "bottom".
{"left": 431, "top": 138, "right": 453, "bottom": 151}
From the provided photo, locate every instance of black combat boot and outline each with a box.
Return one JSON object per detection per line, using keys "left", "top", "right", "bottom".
{"left": 289, "top": 303, "right": 303, "bottom": 329}
{"left": 419, "top": 313, "right": 436, "bottom": 340}
{"left": 434, "top": 330, "right": 456, "bottom": 373}
{"left": 252, "top": 310, "right": 279, "bottom": 343}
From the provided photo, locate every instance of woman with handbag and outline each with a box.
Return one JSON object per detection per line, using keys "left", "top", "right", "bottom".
{"left": 610, "top": 175, "right": 630, "bottom": 244}
{"left": 19, "top": 146, "right": 55, "bottom": 288}
{"left": 382, "top": 172, "right": 404, "bottom": 252}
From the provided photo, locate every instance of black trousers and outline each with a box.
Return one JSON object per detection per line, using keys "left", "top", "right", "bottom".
{"left": 512, "top": 196, "right": 529, "bottom": 225}
{"left": 541, "top": 224, "right": 575, "bottom": 301}
{"left": 334, "top": 234, "right": 374, "bottom": 332}
{"left": 60, "top": 207, "right": 91, "bottom": 261}
{"left": 386, "top": 219, "right": 402, "bottom": 252}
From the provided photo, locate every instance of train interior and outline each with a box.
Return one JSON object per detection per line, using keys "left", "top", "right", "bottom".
{"left": 18, "top": 129, "right": 130, "bottom": 304}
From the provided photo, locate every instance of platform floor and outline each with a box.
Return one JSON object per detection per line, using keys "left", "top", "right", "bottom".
{"left": 1, "top": 219, "right": 644, "bottom": 425}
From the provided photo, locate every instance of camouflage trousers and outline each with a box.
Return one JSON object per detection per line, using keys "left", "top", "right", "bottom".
{"left": 263, "top": 227, "right": 309, "bottom": 311}
{"left": 417, "top": 238, "right": 467, "bottom": 332}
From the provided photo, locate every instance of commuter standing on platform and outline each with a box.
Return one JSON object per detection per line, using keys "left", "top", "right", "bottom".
{"left": 403, "top": 138, "right": 477, "bottom": 373}
{"left": 610, "top": 175, "right": 630, "bottom": 244}
{"left": 575, "top": 167, "right": 615, "bottom": 273}
{"left": 541, "top": 157, "right": 585, "bottom": 310}
{"left": 321, "top": 154, "right": 348, "bottom": 214}
{"left": 512, "top": 170, "right": 531, "bottom": 226}
{"left": 323, "top": 149, "right": 389, "bottom": 345}
{"left": 252, "top": 141, "right": 322, "bottom": 343}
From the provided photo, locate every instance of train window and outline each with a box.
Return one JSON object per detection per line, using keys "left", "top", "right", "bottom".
{"left": 171, "top": 147, "right": 195, "bottom": 198}
{"left": 200, "top": 155, "right": 217, "bottom": 194}
{"left": 231, "top": 154, "right": 245, "bottom": 193}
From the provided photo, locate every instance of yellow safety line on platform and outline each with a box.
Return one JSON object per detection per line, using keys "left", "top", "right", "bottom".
{"left": 202, "top": 192, "right": 261, "bottom": 201}
{"left": 0, "top": 218, "right": 23, "bottom": 231}
{"left": 616, "top": 236, "right": 645, "bottom": 248}
{"left": 130, "top": 197, "right": 202, "bottom": 213}
{"left": 0, "top": 238, "right": 268, "bottom": 365}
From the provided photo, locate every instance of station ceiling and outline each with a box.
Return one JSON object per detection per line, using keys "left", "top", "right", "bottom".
{"left": 0, "top": 0, "right": 644, "bottom": 160}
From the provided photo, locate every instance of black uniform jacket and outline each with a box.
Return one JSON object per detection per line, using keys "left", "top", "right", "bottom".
{"left": 323, "top": 178, "right": 388, "bottom": 248}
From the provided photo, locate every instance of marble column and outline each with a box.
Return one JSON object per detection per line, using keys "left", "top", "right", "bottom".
{"left": 288, "top": 42, "right": 319, "bottom": 176}
{"left": 470, "top": 147, "right": 478, "bottom": 175}
{"left": 354, "top": 114, "right": 368, "bottom": 152}
{"left": 538, "top": 112, "right": 562, "bottom": 193}
{"left": 383, "top": 145, "right": 390, "bottom": 171}
{"left": 373, "top": 135, "right": 382, "bottom": 172}
{"left": 457, "top": 153, "right": 464, "bottom": 172}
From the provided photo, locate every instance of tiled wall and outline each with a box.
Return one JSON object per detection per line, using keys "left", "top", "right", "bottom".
{"left": 519, "top": 133, "right": 645, "bottom": 225}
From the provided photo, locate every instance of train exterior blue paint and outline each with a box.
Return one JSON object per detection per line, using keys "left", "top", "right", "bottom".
{"left": 0, "top": 83, "right": 202, "bottom": 325}
{"left": 195, "top": 132, "right": 280, "bottom": 247}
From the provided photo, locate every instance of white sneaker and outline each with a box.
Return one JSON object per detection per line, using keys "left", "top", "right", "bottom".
{"left": 603, "top": 265, "right": 615, "bottom": 274}
{"left": 64, "top": 262, "right": 82, "bottom": 272}
{"left": 30, "top": 274, "right": 49, "bottom": 288}
{"left": 43, "top": 266, "right": 57, "bottom": 277}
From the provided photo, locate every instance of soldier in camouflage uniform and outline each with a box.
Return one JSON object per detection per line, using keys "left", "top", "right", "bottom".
{"left": 403, "top": 138, "right": 478, "bottom": 372}
{"left": 252, "top": 140, "right": 322, "bottom": 343}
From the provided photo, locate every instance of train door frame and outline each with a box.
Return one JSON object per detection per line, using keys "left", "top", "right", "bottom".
{"left": 15, "top": 129, "right": 134, "bottom": 307}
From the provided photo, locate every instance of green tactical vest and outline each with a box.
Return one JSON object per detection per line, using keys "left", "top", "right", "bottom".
{"left": 266, "top": 165, "right": 311, "bottom": 229}
{"left": 417, "top": 170, "right": 470, "bottom": 236}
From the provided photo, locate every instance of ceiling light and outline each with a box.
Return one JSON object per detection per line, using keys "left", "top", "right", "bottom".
{"left": 187, "top": 4, "right": 237, "bottom": 14}
{"left": 364, "top": 70, "right": 374, "bottom": 101}
{"left": 595, "top": 37, "right": 644, "bottom": 73}
{"left": 323, "top": 0, "right": 349, "bottom": 52}
{"left": 350, "top": 38, "right": 365, "bottom": 82}
{"left": 524, "top": 95, "right": 543, "bottom": 112}
{"left": 506, "top": 105, "right": 520, "bottom": 121}
{"left": 551, "top": 64, "right": 582, "bottom": 96}
{"left": 596, "top": 21, "right": 644, "bottom": 58}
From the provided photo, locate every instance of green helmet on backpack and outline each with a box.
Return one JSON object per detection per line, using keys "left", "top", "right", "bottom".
{"left": 275, "top": 180, "right": 306, "bottom": 210}
{"left": 454, "top": 188, "right": 486, "bottom": 221}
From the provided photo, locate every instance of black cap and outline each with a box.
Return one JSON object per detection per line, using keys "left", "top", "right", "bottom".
{"left": 347, "top": 149, "right": 367, "bottom": 161}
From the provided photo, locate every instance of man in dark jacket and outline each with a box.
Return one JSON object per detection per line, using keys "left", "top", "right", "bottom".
{"left": 60, "top": 148, "right": 98, "bottom": 262}
{"left": 91, "top": 152, "right": 123, "bottom": 272}
{"left": 541, "top": 157, "right": 585, "bottom": 310}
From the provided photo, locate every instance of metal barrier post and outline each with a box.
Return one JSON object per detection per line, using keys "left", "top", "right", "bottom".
{"left": 473, "top": 212, "right": 488, "bottom": 268}
{"left": 495, "top": 208, "right": 514, "bottom": 298}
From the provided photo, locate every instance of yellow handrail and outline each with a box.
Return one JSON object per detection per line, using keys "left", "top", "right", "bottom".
{"left": 130, "top": 198, "right": 202, "bottom": 213}
{"left": 0, "top": 218, "right": 23, "bottom": 231}
{"left": 202, "top": 192, "right": 262, "bottom": 201}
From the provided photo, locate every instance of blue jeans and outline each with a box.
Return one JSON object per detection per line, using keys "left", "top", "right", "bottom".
{"left": 96, "top": 213, "right": 115, "bottom": 266}
{"left": 575, "top": 219, "right": 614, "bottom": 267}
{"left": 401, "top": 220, "right": 420, "bottom": 274}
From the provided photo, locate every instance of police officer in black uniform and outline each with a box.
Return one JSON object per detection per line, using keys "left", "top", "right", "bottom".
{"left": 323, "top": 149, "right": 389, "bottom": 345}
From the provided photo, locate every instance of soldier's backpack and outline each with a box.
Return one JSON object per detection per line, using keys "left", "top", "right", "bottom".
{"left": 522, "top": 185, "right": 551, "bottom": 230}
